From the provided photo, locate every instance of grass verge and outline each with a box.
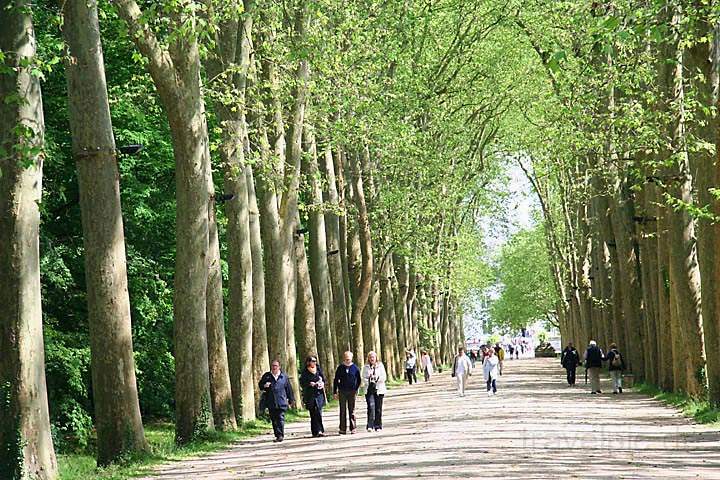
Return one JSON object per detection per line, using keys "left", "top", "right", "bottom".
{"left": 635, "top": 383, "right": 720, "bottom": 425}
{"left": 58, "top": 409, "right": 311, "bottom": 480}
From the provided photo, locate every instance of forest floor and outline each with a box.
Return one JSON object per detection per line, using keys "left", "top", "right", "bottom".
{"left": 139, "top": 357, "right": 720, "bottom": 479}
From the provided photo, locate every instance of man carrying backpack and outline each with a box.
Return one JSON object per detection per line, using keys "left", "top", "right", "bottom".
{"left": 605, "top": 343, "right": 625, "bottom": 394}
{"left": 584, "top": 340, "right": 604, "bottom": 394}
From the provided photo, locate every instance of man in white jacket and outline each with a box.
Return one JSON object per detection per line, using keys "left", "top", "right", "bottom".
{"left": 483, "top": 348, "right": 500, "bottom": 396}
{"left": 451, "top": 347, "right": 472, "bottom": 397}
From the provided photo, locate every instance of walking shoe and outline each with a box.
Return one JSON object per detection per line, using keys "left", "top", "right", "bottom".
{"left": 367, "top": 428, "right": 373, "bottom": 432}
{"left": 597, "top": 390, "right": 602, "bottom": 393}
{"left": 613, "top": 391, "right": 618, "bottom": 394}
{"left": 338, "top": 430, "right": 347, "bottom": 435}
{"left": 317, "top": 432, "right": 325, "bottom": 437}
{"left": 487, "top": 391, "right": 493, "bottom": 396}
{"left": 375, "top": 427, "right": 382, "bottom": 431}
{"left": 350, "top": 429, "right": 357, "bottom": 434}
{"left": 273, "top": 436, "right": 283, "bottom": 443}
{"left": 591, "top": 391, "right": 597, "bottom": 394}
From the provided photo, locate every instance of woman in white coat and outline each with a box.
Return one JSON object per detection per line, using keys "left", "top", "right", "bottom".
{"left": 483, "top": 348, "right": 500, "bottom": 395}
{"left": 361, "top": 351, "right": 387, "bottom": 431}
{"left": 421, "top": 350, "right": 434, "bottom": 382}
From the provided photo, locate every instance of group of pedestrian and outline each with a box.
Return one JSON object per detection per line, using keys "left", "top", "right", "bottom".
{"left": 258, "top": 350, "right": 389, "bottom": 442}
{"left": 451, "top": 345, "right": 502, "bottom": 397}
{"left": 560, "top": 340, "right": 626, "bottom": 394}
{"left": 404, "top": 348, "right": 435, "bottom": 384}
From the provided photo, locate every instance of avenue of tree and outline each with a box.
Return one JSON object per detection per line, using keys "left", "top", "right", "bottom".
{"left": 2, "top": 0, "right": 720, "bottom": 479}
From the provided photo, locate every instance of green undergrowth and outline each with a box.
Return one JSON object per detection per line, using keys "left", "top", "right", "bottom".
{"left": 636, "top": 383, "right": 720, "bottom": 425}
{"left": 58, "top": 409, "right": 311, "bottom": 480}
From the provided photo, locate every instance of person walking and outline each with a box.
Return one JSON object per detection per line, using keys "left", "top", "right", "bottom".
{"left": 361, "top": 351, "right": 387, "bottom": 432}
{"left": 404, "top": 349, "right": 417, "bottom": 385}
{"left": 333, "top": 351, "right": 362, "bottom": 434}
{"left": 561, "top": 342, "right": 580, "bottom": 386}
{"left": 258, "top": 360, "right": 295, "bottom": 442}
{"left": 299, "top": 355, "right": 326, "bottom": 437}
{"left": 421, "top": 350, "right": 434, "bottom": 382}
{"left": 494, "top": 343, "right": 505, "bottom": 375}
{"left": 584, "top": 340, "right": 605, "bottom": 394}
{"left": 451, "top": 347, "right": 473, "bottom": 397}
{"left": 605, "top": 343, "right": 626, "bottom": 394}
{"left": 483, "top": 348, "right": 500, "bottom": 395}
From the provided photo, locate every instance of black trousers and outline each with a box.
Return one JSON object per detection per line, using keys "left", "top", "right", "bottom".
{"left": 566, "top": 367, "right": 576, "bottom": 385}
{"left": 338, "top": 391, "right": 357, "bottom": 433}
{"left": 405, "top": 368, "right": 417, "bottom": 385}
{"left": 308, "top": 403, "right": 324, "bottom": 436}
{"left": 269, "top": 408, "right": 285, "bottom": 439}
{"left": 424, "top": 369, "right": 430, "bottom": 382}
{"left": 486, "top": 378, "right": 497, "bottom": 393}
{"left": 365, "top": 392, "right": 384, "bottom": 430}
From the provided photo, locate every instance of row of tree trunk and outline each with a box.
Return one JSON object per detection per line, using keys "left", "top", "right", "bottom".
{"left": 525, "top": 3, "right": 720, "bottom": 404}
{"left": 0, "top": 0, "right": 467, "bottom": 476}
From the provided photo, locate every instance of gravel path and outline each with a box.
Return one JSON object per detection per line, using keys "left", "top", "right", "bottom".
{"left": 142, "top": 357, "right": 720, "bottom": 479}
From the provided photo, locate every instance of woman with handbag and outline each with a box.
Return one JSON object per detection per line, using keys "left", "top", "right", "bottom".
{"left": 361, "top": 351, "right": 387, "bottom": 432}
{"left": 299, "top": 355, "right": 327, "bottom": 437}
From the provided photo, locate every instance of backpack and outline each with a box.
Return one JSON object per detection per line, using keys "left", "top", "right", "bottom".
{"left": 611, "top": 351, "right": 622, "bottom": 368}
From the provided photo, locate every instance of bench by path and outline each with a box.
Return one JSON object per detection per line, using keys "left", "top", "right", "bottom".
{"left": 140, "top": 357, "right": 720, "bottom": 479}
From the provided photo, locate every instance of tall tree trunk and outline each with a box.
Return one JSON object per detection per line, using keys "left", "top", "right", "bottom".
{"left": 114, "top": 0, "right": 215, "bottom": 444}
{"left": 393, "top": 254, "right": 410, "bottom": 359}
{"left": 666, "top": 6, "right": 706, "bottom": 395}
{"left": 62, "top": 0, "right": 149, "bottom": 462}
{"left": 345, "top": 170, "right": 365, "bottom": 362}
{"left": 690, "top": 16, "right": 720, "bottom": 404}
{"left": 203, "top": 0, "right": 256, "bottom": 423}
{"left": 0, "top": 3, "right": 58, "bottom": 477}
{"left": 294, "top": 208, "right": 318, "bottom": 364}
{"left": 656, "top": 200, "right": 677, "bottom": 391}
{"left": 304, "top": 132, "right": 336, "bottom": 370}
{"left": 206, "top": 198, "right": 237, "bottom": 430}
{"left": 247, "top": 165, "right": 270, "bottom": 401}
{"left": 379, "top": 258, "right": 398, "bottom": 377}
{"left": 348, "top": 151, "right": 374, "bottom": 364}
{"left": 321, "top": 146, "right": 350, "bottom": 361}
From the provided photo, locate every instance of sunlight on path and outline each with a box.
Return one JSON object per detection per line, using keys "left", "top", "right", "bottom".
{"left": 141, "top": 358, "right": 720, "bottom": 479}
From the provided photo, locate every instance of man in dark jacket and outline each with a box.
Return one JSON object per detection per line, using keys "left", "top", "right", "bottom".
{"left": 605, "top": 343, "right": 626, "bottom": 394}
{"left": 333, "top": 351, "right": 361, "bottom": 434}
{"left": 584, "top": 340, "right": 605, "bottom": 394}
{"left": 259, "top": 360, "right": 295, "bottom": 442}
{"left": 561, "top": 343, "right": 580, "bottom": 386}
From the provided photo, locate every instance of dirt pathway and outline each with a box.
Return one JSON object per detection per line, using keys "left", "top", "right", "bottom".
{"left": 142, "top": 357, "right": 720, "bottom": 479}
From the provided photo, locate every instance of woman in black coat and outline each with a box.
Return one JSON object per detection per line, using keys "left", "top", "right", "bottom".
{"left": 561, "top": 343, "right": 580, "bottom": 386}
{"left": 299, "top": 355, "right": 326, "bottom": 437}
{"left": 259, "top": 360, "right": 295, "bottom": 442}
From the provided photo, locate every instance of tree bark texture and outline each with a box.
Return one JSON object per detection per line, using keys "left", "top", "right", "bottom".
{"left": 62, "top": 0, "right": 150, "bottom": 463}
{"left": 114, "top": 0, "right": 215, "bottom": 444}
{"left": 0, "top": 3, "right": 58, "bottom": 477}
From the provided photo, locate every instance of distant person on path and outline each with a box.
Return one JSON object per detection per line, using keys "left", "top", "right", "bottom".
{"left": 561, "top": 343, "right": 580, "bottom": 386}
{"left": 333, "top": 351, "right": 362, "bottom": 434}
{"left": 605, "top": 343, "right": 626, "bottom": 394}
{"left": 494, "top": 343, "right": 505, "bottom": 375}
{"left": 299, "top": 355, "right": 326, "bottom": 437}
{"left": 421, "top": 350, "right": 434, "bottom": 382}
{"left": 469, "top": 350, "right": 477, "bottom": 367}
{"left": 483, "top": 348, "right": 500, "bottom": 395}
{"left": 452, "top": 347, "right": 473, "bottom": 397}
{"left": 404, "top": 349, "right": 418, "bottom": 385}
{"left": 361, "top": 351, "right": 387, "bottom": 432}
{"left": 259, "top": 360, "right": 295, "bottom": 442}
{"left": 584, "top": 340, "right": 605, "bottom": 394}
